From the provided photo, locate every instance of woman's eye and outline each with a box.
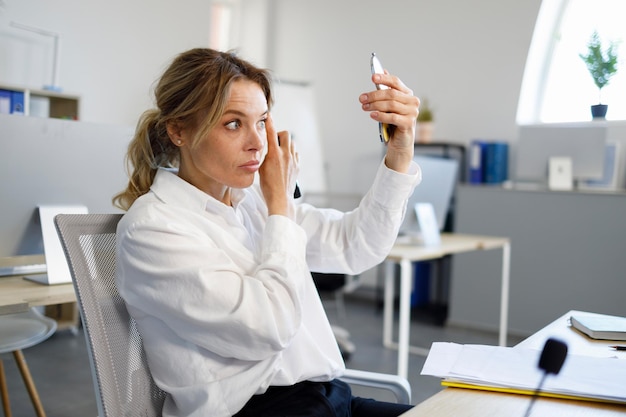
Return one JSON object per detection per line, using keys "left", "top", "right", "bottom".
{"left": 258, "top": 119, "right": 267, "bottom": 130}
{"left": 225, "top": 120, "right": 241, "bottom": 130}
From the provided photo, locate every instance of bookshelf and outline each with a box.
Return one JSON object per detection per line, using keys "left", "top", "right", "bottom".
{"left": 0, "top": 83, "right": 80, "bottom": 120}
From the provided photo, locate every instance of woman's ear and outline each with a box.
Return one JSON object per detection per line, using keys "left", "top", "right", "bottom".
{"left": 166, "top": 121, "right": 184, "bottom": 146}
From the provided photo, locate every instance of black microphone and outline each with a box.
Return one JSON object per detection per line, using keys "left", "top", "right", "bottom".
{"left": 523, "top": 338, "right": 568, "bottom": 417}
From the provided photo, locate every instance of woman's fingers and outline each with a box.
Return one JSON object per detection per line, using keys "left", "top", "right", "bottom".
{"left": 372, "top": 72, "right": 413, "bottom": 96}
{"left": 363, "top": 92, "right": 420, "bottom": 131}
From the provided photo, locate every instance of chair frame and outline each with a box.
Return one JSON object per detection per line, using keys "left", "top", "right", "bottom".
{"left": 0, "top": 308, "right": 57, "bottom": 417}
{"left": 55, "top": 213, "right": 410, "bottom": 417}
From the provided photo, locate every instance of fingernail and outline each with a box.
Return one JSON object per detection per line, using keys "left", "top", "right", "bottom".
{"left": 359, "top": 93, "right": 368, "bottom": 102}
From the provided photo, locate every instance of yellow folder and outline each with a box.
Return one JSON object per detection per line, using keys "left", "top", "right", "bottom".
{"left": 441, "top": 379, "right": 626, "bottom": 405}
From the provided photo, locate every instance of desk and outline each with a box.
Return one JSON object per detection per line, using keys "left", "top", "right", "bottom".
{"left": 383, "top": 233, "right": 510, "bottom": 379}
{"left": 400, "top": 310, "right": 626, "bottom": 416}
{"left": 515, "top": 310, "right": 626, "bottom": 356}
{"left": 403, "top": 386, "right": 626, "bottom": 416}
{"left": 0, "top": 276, "right": 77, "bottom": 320}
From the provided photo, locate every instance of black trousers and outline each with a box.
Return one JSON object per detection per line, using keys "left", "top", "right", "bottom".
{"left": 233, "top": 379, "right": 413, "bottom": 417}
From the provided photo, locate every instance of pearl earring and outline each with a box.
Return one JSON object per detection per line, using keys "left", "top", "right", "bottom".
{"left": 177, "top": 140, "right": 182, "bottom": 145}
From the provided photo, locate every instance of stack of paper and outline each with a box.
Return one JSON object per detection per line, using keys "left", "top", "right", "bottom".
{"left": 421, "top": 342, "right": 626, "bottom": 404}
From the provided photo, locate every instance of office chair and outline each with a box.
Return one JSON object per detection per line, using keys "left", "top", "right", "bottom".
{"left": 0, "top": 307, "right": 57, "bottom": 417}
{"left": 54, "top": 214, "right": 411, "bottom": 417}
{"left": 311, "top": 272, "right": 357, "bottom": 360}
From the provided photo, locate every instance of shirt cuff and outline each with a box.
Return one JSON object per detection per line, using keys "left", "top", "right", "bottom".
{"left": 370, "top": 159, "right": 422, "bottom": 209}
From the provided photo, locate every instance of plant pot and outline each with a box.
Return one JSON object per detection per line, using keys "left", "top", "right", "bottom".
{"left": 591, "top": 104, "right": 608, "bottom": 119}
{"left": 416, "top": 121, "right": 434, "bottom": 143}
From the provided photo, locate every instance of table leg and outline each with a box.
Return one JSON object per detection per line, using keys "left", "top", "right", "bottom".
{"left": 383, "top": 259, "right": 432, "bottom": 378}
{"left": 397, "top": 258, "right": 413, "bottom": 379}
{"left": 382, "top": 238, "right": 511, "bottom": 377}
{"left": 383, "top": 261, "right": 395, "bottom": 348}
{"left": 498, "top": 242, "right": 511, "bottom": 347}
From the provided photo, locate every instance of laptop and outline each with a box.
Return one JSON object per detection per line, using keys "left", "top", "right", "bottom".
{"left": 24, "top": 205, "right": 88, "bottom": 285}
{"left": 398, "top": 155, "right": 458, "bottom": 241}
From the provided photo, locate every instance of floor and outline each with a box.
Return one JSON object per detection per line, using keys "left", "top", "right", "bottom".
{"left": 1, "top": 290, "right": 524, "bottom": 417}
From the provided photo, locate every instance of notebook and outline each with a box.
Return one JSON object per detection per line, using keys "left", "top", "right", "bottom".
{"left": 570, "top": 314, "right": 626, "bottom": 341}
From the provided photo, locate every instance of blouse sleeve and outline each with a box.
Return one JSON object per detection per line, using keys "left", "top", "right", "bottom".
{"left": 297, "top": 159, "right": 421, "bottom": 274}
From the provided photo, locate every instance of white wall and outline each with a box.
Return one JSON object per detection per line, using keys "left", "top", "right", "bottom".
{"left": 0, "top": 0, "right": 213, "bottom": 126}
{"left": 1, "top": 0, "right": 543, "bottom": 193}
{"left": 262, "top": 0, "right": 542, "bottom": 194}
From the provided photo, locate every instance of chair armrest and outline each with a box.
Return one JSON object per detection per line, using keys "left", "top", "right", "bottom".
{"left": 340, "top": 368, "right": 412, "bottom": 405}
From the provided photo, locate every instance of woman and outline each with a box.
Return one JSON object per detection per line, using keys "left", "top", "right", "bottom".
{"left": 114, "top": 48, "right": 421, "bottom": 417}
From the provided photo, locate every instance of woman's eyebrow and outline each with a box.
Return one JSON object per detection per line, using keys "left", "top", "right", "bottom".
{"left": 222, "top": 109, "right": 269, "bottom": 118}
{"left": 222, "top": 109, "right": 246, "bottom": 117}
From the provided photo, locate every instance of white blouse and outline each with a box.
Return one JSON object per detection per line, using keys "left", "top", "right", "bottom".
{"left": 116, "top": 159, "right": 421, "bottom": 417}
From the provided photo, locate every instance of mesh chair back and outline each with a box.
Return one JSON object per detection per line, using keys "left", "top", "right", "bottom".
{"left": 55, "top": 214, "right": 166, "bottom": 417}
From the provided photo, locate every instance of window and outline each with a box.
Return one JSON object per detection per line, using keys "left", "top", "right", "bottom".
{"left": 518, "top": 0, "right": 626, "bottom": 124}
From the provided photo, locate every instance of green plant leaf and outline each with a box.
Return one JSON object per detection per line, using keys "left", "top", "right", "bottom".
{"left": 579, "top": 31, "right": 619, "bottom": 92}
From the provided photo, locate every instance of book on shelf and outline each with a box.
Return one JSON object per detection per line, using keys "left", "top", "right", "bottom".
{"left": 483, "top": 142, "right": 508, "bottom": 184}
{"left": 570, "top": 313, "right": 626, "bottom": 341}
{"left": 10, "top": 90, "right": 25, "bottom": 115}
{"left": 468, "top": 140, "right": 485, "bottom": 184}
{"left": 467, "top": 139, "right": 508, "bottom": 184}
{"left": 0, "top": 90, "right": 11, "bottom": 114}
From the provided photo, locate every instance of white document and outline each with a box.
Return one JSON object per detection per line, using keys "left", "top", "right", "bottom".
{"left": 421, "top": 342, "right": 626, "bottom": 404}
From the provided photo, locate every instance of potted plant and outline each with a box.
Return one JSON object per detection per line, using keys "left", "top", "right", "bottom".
{"left": 579, "top": 30, "right": 618, "bottom": 119}
{"left": 416, "top": 98, "right": 434, "bottom": 143}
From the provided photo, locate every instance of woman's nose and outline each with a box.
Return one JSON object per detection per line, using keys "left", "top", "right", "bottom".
{"left": 249, "top": 127, "right": 265, "bottom": 150}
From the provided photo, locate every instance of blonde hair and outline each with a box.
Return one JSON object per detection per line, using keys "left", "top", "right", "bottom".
{"left": 113, "top": 48, "right": 273, "bottom": 210}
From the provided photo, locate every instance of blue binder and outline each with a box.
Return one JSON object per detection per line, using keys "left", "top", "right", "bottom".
{"left": 468, "top": 140, "right": 486, "bottom": 184}
{"left": 483, "top": 142, "right": 509, "bottom": 184}
{"left": 0, "top": 90, "right": 11, "bottom": 114}
{"left": 10, "top": 91, "right": 25, "bottom": 114}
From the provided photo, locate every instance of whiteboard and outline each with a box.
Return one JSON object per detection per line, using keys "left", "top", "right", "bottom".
{"left": 271, "top": 81, "right": 327, "bottom": 195}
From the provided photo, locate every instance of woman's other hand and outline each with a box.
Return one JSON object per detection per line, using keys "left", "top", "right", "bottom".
{"left": 360, "top": 71, "right": 419, "bottom": 173}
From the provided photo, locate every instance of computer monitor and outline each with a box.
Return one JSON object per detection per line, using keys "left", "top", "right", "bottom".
{"left": 399, "top": 155, "right": 458, "bottom": 238}
{"left": 0, "top": 114, "right": 132, "bottom": 261}
{"left": 515, "top": 123, "right": 607, "bottom": 184}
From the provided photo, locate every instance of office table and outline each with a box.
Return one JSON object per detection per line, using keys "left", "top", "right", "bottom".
{"left": 402, "top": 386, "right": 626, "bottom": 416}
{"left": 383, "top": 233, "right": 511, "bottom": 378}
{"left": 400, "top": 310, "right": 626, "bottom": 416}
{"left": 0, "top": 255, "right": 75, "bottom": 315}
{"left": 0, "top": 276, "right": 77, "bottom": 330}
{"left": 0, "top": 276, "right": 75, "bottom": 314}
